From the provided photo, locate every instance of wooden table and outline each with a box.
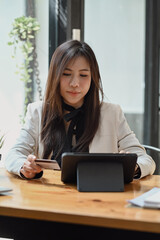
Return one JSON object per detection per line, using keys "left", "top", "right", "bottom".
{"left": 0, "top": 168, "right": 160, "bottom": 239}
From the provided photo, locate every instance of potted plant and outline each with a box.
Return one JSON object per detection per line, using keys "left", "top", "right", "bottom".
{"left": 8, "top": 16, "right": 42, "bottom": 124}
{"left": 0, "top": 132, "right": 5, "bottom": 161}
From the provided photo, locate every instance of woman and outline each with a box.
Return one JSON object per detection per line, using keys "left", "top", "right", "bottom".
{"left": 5, "top": 40, "right": 156, "bottom": 179}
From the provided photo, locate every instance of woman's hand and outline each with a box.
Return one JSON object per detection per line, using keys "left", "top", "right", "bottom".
{"left": 119, "top": 150, "right": 130, "bottom": 154}
{"left": 119, "top": 150, "right": 140, "bottom": 176}
{"left": 20, "top": 154, "right": 42, "bottom": 179}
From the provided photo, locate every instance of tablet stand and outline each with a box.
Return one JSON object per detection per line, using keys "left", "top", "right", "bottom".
{"left": 77, "top": 161, "right": 124, "bottom": 192}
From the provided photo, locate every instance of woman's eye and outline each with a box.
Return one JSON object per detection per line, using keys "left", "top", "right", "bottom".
{"left": 80, "top": 74, "right": 88, "bottom": 77}
{"left": 63, "top": 73, "right": 71, "bottom": 76}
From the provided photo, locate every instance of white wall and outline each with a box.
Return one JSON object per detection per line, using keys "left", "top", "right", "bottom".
{"left": 0, "top": 0, "right": 25, "bottom": 163}
{"left": 84, "top": 0, "right": 145, "bottom": 114}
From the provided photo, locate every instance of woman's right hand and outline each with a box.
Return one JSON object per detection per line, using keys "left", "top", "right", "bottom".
{"left": 20, "top": 154, "right": 42, "bottom": 179}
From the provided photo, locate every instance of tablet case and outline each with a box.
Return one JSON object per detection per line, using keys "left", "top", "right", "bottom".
{"left": 61, "top": 152, "right": 137, "bottom": 192}
{"left": 77, "top": 161, "right": 124, "bottom": 192}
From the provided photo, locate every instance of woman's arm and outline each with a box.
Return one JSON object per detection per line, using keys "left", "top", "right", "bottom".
{"left": 5, "top": 102, "right": 43, "bottom": 178}
{"left": 116, "top": 105, "right": 156, "bottom": 178}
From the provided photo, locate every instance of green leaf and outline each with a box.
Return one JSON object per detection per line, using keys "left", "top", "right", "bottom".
{"left": 28, "top": 35, "right": 34, "bottom": 39}
{"left": 8, "top": 42, "right": 14, "bottom": 46}
{"left": 33, "top": 26, "right": 40, "bottom": 31}
{"left": 8, "top": 15, "right": 41, "bottom": 126}
{"left": 28, "top": 68, "right": 33, "bottom": 73}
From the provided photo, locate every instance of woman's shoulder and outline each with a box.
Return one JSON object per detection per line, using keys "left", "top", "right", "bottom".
{"left": 100, "top": 101, "right": 122, "bottom": 112}
{"left": 28, "top": 100, "right": 43, "bottom": 109}
{"left": 27, "top": 101, "right": 43, "bottom": 113}
{"left": 100, "top": 102, "right": 124, "bottom": 122}
{"left": 25, "top": 101, "right": 43, "bottom": 120}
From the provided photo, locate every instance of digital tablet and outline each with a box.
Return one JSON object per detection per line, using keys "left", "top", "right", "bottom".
{"left": 35, "top": 159, "right": 60, "bottom": 170}
{"left": 61, "top": 152, "right": 137, "bottom": 184}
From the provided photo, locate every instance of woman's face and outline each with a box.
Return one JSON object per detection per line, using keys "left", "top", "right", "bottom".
{"left": 60, "top": 56, "right": 91, "bottom": 108}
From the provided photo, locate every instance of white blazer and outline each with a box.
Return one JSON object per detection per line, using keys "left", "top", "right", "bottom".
{"left": 5, "top": 101, "right": 156, "bottom": 178}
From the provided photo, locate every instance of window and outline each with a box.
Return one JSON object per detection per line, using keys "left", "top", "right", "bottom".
{"left": 0, "top": 0, "right": 48, "bottom": 162}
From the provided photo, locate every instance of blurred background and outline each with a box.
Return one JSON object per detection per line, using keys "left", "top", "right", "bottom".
{"left": 0, "top": 0, "right": 159, "bottom": 171}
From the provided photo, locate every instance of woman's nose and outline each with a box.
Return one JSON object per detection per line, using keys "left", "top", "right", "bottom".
{"left": 70, "top": 76, "right": 79, "bottom": 87}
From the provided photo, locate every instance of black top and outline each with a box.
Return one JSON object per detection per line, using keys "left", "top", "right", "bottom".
{"left": 52, "top": 102, "right": 87, "bottom": 166}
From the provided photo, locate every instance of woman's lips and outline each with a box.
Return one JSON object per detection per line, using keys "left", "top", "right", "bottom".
{"left": 67, "top": 91, "right": 80, "bottom": 95}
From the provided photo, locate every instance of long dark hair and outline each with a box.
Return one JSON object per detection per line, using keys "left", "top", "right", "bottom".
{"left": 41, "top": 40, "right": 104, "bottom": 159}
